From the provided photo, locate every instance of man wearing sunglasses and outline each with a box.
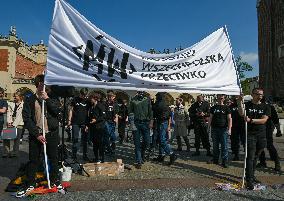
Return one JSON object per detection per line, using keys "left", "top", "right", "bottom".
{"left": 237, "top": 88, "right": 271, "bottom": 190}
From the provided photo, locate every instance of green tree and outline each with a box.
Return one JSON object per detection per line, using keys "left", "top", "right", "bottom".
{"left": 235, "top": 56, "right": 253, "bottom": 79}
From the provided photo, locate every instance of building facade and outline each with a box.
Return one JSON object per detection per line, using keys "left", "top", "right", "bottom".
{"left": 257, "top": 0, "right": 284, "bottom": 99}
{"left": 0, "top": 26, "right": 46, "bottom": 100}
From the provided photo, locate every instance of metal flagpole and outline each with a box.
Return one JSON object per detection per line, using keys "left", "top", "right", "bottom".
{"left": 42, "top": 85, "right": 51, "bottom": 189}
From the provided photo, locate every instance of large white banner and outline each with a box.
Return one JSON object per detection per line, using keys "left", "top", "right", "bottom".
{"left": 46, "top": 0, "right": 241, "bottom": 95}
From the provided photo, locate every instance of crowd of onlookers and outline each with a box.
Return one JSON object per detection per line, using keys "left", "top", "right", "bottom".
{"left": 0, "top": 77, "right": 283, "bottom": 193}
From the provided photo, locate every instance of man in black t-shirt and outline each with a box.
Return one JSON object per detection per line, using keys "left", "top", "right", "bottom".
{"left": 208, "top": 94, "right": 232, "bottom": 168}
{"left": 68, "top": 88, "right": 90, "bottom": 161}
{"left": 0, "top": 87, "right": 8, "bottom": 145}
{"left": 257, "top": 102, "right": 281, "bottom": 171}
{"left": 118, "top": 99, "right": 128, "bottom": 144}
{"left": 237, "top": 88, "right": 271, "bottom": 190}
{"left": 104, "top": 90, "right": 119, "bottom": 154}
{"left": 188, "top": 95, "right": 212, "bottom": 156}
{"left": 228, "top": 97, "right": 245, "bottom": 161}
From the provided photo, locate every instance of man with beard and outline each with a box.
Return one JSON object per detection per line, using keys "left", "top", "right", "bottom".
{"left": 188, "top": 95, "right": 212, "bottom": 156}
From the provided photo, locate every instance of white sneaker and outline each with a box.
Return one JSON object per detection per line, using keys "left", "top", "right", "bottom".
{"left": 15, "top": 185, "right": 35, "bottom": 198}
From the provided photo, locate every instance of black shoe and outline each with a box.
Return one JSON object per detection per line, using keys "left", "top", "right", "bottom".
{"left": 52, "top": 181, "right": 65, "bottom": 194}
{"left": 275, "top": 162, "right": 281, "bottom": 172}
{"left": 207, "top": 159, "right": 218, "bottom": 165}
{"left": 222, "top": 161, "right": 229, "bottom": 168}
{"left": 83, "top": 155, "right": 91, "bottom": 162}
{"left": 135, "top": 163, "right": 142, "bottom": 169}
{"left": 246, "top": 181, "right": 254, "bottom": 190}
{"left": 232, "top": 155, "right": 240, "bottom": 161}
{"left": 153, "top": 155, "right": 165, "bottom": 162}
{"left": 168, "top": 153, "right": 177, "bottom": 165}
{"left": 177, "top": 147, "right": 182, "bottom": 152}
{"left": 256, "top": 162, "right": 267, "bottom": 168}
{"left": 206, "top": 150, "right": 213, "bottom": 157}
{"left": 111, "top": 143, "right": 116, "bottom": 151}
{"left": 192, "top": 151, "right": 200, "bottom": 156}
{"left": 16, "top": 185, "right": 35, "bottom": 198}
{"left": 276, "top": 131, "right": 282, "bottom": 137}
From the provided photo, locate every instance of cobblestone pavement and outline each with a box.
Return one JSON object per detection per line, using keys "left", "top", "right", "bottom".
{"left": 0, "top": 129, "right": 283, "bottom": 200}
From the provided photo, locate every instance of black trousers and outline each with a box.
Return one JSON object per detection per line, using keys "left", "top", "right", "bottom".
{"left": 193, "top": 122, "right": 210, "bottom": 150}
{"left": 246, "top": 132, "right": 266, "bottom": 182}
{"left": 230, "top": 125, "right": 245, "bottom": 156}
{"left": 118, "top": 122, "right": 126, "bottom": 142}
{"left": 259, "top": 127, "right": 279, "bottom": 164}
{"left": 26, "top": 130, "right": 59, "bottom": 186}
{"left": 91, "top": 126, "right": 105, "bottom": 162}
{"left": 176, "top": 136, "right": 190, "bottom": 149}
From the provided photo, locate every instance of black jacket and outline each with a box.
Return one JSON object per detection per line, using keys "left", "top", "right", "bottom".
{"left": 89, "top": 102, "right": 106, "bottom": 129}
{"left": 22, "top": 94, "right": 60, "bottom": 138}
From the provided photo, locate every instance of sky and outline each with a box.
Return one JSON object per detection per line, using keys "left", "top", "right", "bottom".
{"left": 0, "top": 0, "right": 259, "bottom": 78}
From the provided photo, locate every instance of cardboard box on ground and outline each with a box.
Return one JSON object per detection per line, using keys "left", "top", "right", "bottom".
{"left": 83, "top": 159, "right": 124, "bottom": 177}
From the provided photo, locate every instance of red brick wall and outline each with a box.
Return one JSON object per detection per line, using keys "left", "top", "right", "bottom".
{"left": 0, "top": 49, "right": 9, "bottom": 72}
{"left": 15, "top": 54, "right": 45, "bottom": 79}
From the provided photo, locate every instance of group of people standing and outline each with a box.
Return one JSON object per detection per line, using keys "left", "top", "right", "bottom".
{"left": 0, "top": 75, "right": 283, "bottom": 193}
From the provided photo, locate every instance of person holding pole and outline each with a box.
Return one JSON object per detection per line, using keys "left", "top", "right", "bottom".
{"left": 16, "top": 75, "right": 63, "bottom": 198}
{"left": 237, "top": 88, "right": 271, "bottom": 190}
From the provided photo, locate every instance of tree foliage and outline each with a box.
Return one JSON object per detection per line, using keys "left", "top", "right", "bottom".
{"left": 235, "top": 56, "right": 253, "bottom": 79}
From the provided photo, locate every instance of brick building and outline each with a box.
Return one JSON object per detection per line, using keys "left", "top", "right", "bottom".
{"left": 257, "top": 0, "right": 284, "bottom": 99}
{"left": 0, "top": 26, "right": 46, "bottom": 100}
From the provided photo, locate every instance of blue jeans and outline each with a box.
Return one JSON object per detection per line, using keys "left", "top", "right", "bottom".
{"left": 157, "top": 121, "right": 173, "bottom": 156}
{"left": 133, "top": 121, "right": 150, "bottom": 164}
{"left": 211, "top": 127, "right": 229, "bottom": 162}
{"left": 72, "top": 124, "right": 88, "bottom": 156}
{"left": 103, "top": 122, "right": 116, "bottom": 152}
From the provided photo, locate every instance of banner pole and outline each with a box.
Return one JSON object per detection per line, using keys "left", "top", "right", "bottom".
{"left": 42, "top": 85, "right": 51, "bottom": 189}
{"left": 241, "top": 103, "right": 248, "bottom": 188}
{"left": 224, "top": 25, "right": 247, "bottom": 188}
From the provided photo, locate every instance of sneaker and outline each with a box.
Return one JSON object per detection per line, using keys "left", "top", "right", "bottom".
{"left": 192, "top": 151, "right": 200, "bottom": 156}
{"left": 53, "top": 181, "right": 65, "bottom": 194}
{"left": 168, "top": 153, "right": 177, "bottom": 165}
{"left": 256, "top": 162, "right": 267, "bottom": 169}
{"left": 16, "top": 185, "right": 35, "bottom": 198}
{"left": 153, "top": 155, "right": 165, "bottom": 162}
{"left": 135, "top": 163, "right": 142, "bottom": 169}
